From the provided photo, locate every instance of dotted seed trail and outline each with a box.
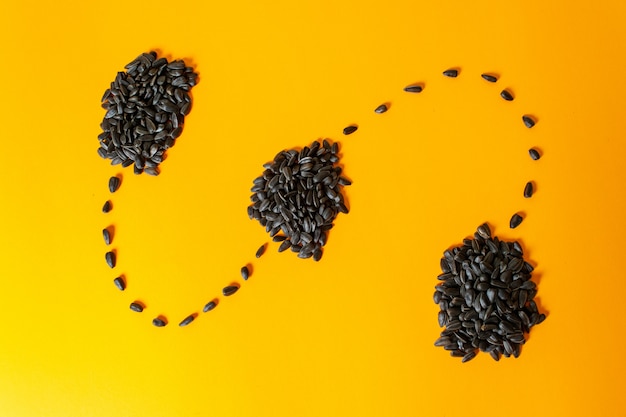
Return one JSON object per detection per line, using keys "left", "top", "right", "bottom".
{"left": 98, "top": 57, "right": 543, "bottom": 335}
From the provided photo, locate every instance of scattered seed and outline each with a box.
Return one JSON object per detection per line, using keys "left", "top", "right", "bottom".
{"left": 462, "top": 350, "right": 477, "bottom": 363}
{"left": 130, "top": 302, "right": 144, "bottom": 312}
{"left": 108, "top": 176, "right": 121, "bottom": 193}
{"left": 481, "top": 73, "right": 498, "bottom": 83}
{"left": 241, "top": 266, "right": 250, "bottom": 280}
{"left": 255, "top": 244, "right": 267, "bottom": 258}
{"left": 443, "top": 69, "right": 459, "bottom": 78}
{"left": 222, "top": 285, "right": 239, "bottom": 296}
{"left": 152, "top": 317, "right": 167, "bottom": 327}
{"left": 510, "top": 213, "right": 524, "bottom": 229}
{"left": 524, "top": 182, "right": 534, "bottom": 198}
{"left": 103, "top": 228, "right": 111, "bottom": 245}
{"left": 203, "top": 301, "right": 218, "bottom": 312}
{"left": 113, "top": 276, "right": 126, "bottom": 291}
{"left": 179, "top": 314, "right": 195, "bottom": 327}
{"left": 105, "top": 251, "right": 116, "bottom": 268}
{"left": 403, "top": 85, "right": 423, "bottom": 93}
{"left": 522, "top": 115, "right": 536, "bottom": 128}
{"left": 529, "top": 148, "right": 541, "bottom": 160}
{"left": 343, "top": 125, "right": 358, "bottom": 135}
{"left": 102, "top": 200, "right": 112, "bottom": 213}
{"left": 500, "top": 89, "right": 514, "bottom": 101}
{"left": 374, "top": 104, "right": 389, "bottom": 113}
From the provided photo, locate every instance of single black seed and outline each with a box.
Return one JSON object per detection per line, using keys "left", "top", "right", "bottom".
{"left": 403, "top": 85, "right": 423, "bottom": 93}
{"left": 179, "top": 314, "right": 195, "bottom": 327}
{"left": 272, "top": 235, "right": 287, "bottom": 242}
{"left": 108, "top": 176, "right": 121, "bottom": 193}
{"left": 522, "top": 115, "right": 536, "bottom": 128}
{"left": 374, "top": 104, "right": 389, "bottom": 113}
{"left": 241, "top": 266, "right": 250, "bottom": 280}
{"left": 203, "top": 301, "right": 217, "bottom": 313}
{"left": 105, "top": 251, "right": 116, "bottom": 268}
{"left": 222, "top": 285, "right": 239, "bottom": 296}
{"left": 313, "top": 249, "right": 323, "bottom": 262}
{"left": 130, "top": 302, "right": 144, "bottom": 312}
{"left": 481, "top": 73, "right": 498, "bottom": 83}
{"left": 102, "top": 200, "right": 112, "bottom": 213}
{"left": 510, "top": 213, "right": 524, "bottom": 229}
{"left": 461, "top": 350, "right": 477, "bottom": 363}
{"left": 477, "top": 223, "right": 491, "bottom": 239}
{"left": 524, "top": 182, "right": 534, "bottom": 198}
{"left": 343, "top": 125, "right": 358, "bottom": 135}
{"left": 529, "top": 148, "right": 541, "bottom": 160}
{"left": 278, "top": 240, "right": 292, "bottom": 252}
{"left": 103, "top": 228, "right": 111, "bottom": 245}
{"left": 152, "top": 317, "right": 167, "bottom": 327}
{"left": 144, "top": 167, "right": 159, "bottom": 176}
{"left": 500, "top": 89, "right": 514, "bottom": 101}
{"left": 443, "top": 69, "right": 459, "bottom": 77}
{"left": 255, "top": 243, "right": 267, "bottom": 258}
{"left": 113, "top": 276, "right": 126, "bottom": 291}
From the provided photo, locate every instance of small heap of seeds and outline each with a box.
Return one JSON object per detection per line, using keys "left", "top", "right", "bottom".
{"left": 97, "top": 51, "right": 198, "bottom": 175}
{"left": 434, "top": 224, "right": 545, "bottom": 362}
{"left": 248, "top": 139, "right": 350, "bottom": 260}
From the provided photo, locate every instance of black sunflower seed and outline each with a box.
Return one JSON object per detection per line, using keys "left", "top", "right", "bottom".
{"left": 278, "top": 240, "right": 292, "bottom": 252}
{"left": 481, "top": 73, "right": 498, "bottom": 82}
{"left": 343, "top": 125, "right": 358, "bottom": 135}
{"left": 523, "top": 182, "right": 534, "bottom": 198}
{"left": 130, "top": 302, "right": 144, "bottom": 312}
{"left": 255, "top": 243, "right": 267, "bottom": 258}
{"left": 374, "top": 104, "right": 389, "bottom": 113}
{"left": 443, "top": 69, "right": 459, "bottom": 77}
{"left": 477, "top": 223, "right": 491, "bottom": 239}
{"left": 500, "top": 89, "right": 514, "bottom": 101}
{"left": 403, "top": 85, "right": 423, "bottom": 93}
{"left": 103, "top": 228, "right": 111, "bottom": 245}
{"left": 510, "top": 213, "right": 523, "bottom": 229}
{"left": 222, "top": 285, "right": 239, "bottom": 296}
{"left": 203, "top": 301, "right": 217, "bottom": 312}
{"left": 241, "top": 266, "right": 250, "bottom": 280}
{"left": 102, "top": 200, "right": 112, "bottom": 213}
{"left": 105, "top": 251, "right": 116, "bottom": 268}
{"left": 529, "top": 148, "right": 541, "bottom": 160}
{"left": 152, "top": 317, "right": 167, "bottom": 327}
{"left": 179, "top": 314, "right": 195, "bottom": 327}
{"left": 108, "top": 176, "right": 121, "bottom": 193}
{"left": 113, "top": 276, "right": 126, "bottom": 291}
{"left": 522, "top": 115, "right": 536, "bottom": 128}
{"left": 461, "top": 350, "right": 477, "bottom": 363}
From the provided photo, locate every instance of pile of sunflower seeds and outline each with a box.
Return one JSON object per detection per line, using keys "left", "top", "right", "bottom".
{"left": 248, "top": 139, "right": 350, "bottom": 261}
{"left": 97, "top": 51, "right": 198, "bottom": 175}
{"left": 434, "top": 224, "right": 545, "bottom": 362}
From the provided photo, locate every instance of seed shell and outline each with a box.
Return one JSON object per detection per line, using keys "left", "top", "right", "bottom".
{"left": 523, "top": 182, "right": 534, "bottom": 198}
{"left": 255, "top": 243, "right": 267, "bottom": 258}
{"left": 130, "top": 302, "right": 144, "bottom": 312}
{"left": 108, "top": 176, "right": 121, "bottom": 193}
{"left": 522, "top": 115, "right": 536, "bottom": 128}
{"left": 241, "top": 266, "right": 250, "bottom": 280}
{"left": 403, "top": 85, "right": 423, "bottom": 93}
{"left": 113, "top": 276, "right": 126, "bottom": 291}
{"left": 529, "top": 148, "right": 541, "bottom": 160}
{"left": 500, "top": 89, "right": 514, "bottom": 101}
{"left": 103, "top": 228, "right": 112, "bottom": 245}
{"left": 374, "top": 104, "right": 389, "bottom": 113}
{"left": 443, "top": 69, "right": 459, "bottom": 77}
{"left": 179, "top": 314, "right": 196, "bottom": 327}
{"left": 343, "top": 125, "right": 358, "bottom": 135}
{"left": 105, "top": 251, "right": 116, "bottom": 268}
{"left": 481, "top": 73, "right": 498, "bottom": 82}
{"left": 222, "top": 285, "right": 239, "bottom": 296}
{"left": 510, "top": 213, "right": 523, "bottom": 229}
{"left": 102, "top": 200, "right": 112, "bottom": 213}
{"left": 203, "top": 301, "right": 217, "bottom": 313}
{"left": 152, "top": 317, "right": 167, "bottom": 327}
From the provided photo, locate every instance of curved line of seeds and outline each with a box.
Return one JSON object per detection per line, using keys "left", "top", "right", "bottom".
{"left": 100, "top": 65, "right": 541, "bottom": 329}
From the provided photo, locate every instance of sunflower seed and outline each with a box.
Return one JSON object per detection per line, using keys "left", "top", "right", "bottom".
{"left": 105, "top": 251, "right": 116, "bottom": 268}
{"left": 523, "top": 182, "right": 534, "bottom": 198}
{"left": 222, "top": 285, "right": 239, "bottom": 296}
{"left": 522, "top": 115, "right": 536, "bottom": 128}
{"left": 343, "top": 125, "right": 358, "bottom": 135}
{"left": 179, "top": 314, "right": 195, "bottom": 327}
{"left": 477, "top": 223, "right": 491, "bottom": 239}
{"left": 145, "top": 167, "right": 159, "bottom": 176}
{"left": 103, "top": 228, "right": 112, "bottom": 245}
{"left": 102, "top": 200, "right": 112, "bottom": 213}
{"left": 241, "top": 266, "right": 250, "bottom": 280}
{"left": 403, "top": 84, "right": 423, "bottom": 93}
{"left": 443, "top": 69, "right": 459, "bottom": 77}
{"left": 130, "top": 302, "right": 144, "bottom": 312}
{"left": 481, "top": 73, "right": 498, "bottom": 82}
{"left": 529, "top": 148, "right": 541, "bottom": 160}
{"left": 374, "top": 104, "right": 389, "bottom": 113}
{"left": 113, "top": 276, "right": 126, "bottom": 291}
{"left": 152, "top": 317, "right": 167, "bottom": 327}
{"left": 461, "top": 350, "right": 477, "bottom": 363}
{"left": 203, "top": 301, "right": 217, "bottom": 312}
{"left": 278, "top": 240, "right": 292, "bottom": 252}
{"left": 108, "top": 176, "right": 121, "bottom": 193}
{"left": 255, "top": 243, "right": 267, "bottom": 258}
{"left": 510, "top": 213, "right": 523, "bottom": 229}
{"left": 500, "top": 89, "right": 514, "bottom": 101}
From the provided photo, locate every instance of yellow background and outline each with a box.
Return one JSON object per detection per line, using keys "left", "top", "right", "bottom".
{"left": 1, "top": 1, "right": 625, "bottom": 416}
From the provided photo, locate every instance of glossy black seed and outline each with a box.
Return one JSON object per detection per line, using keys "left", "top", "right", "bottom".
{"left": 241, "top": 266, "right": 250, "bottom": 280}
{"left": 522, "top": 115, "right": 536, "bottom": 128}
{"left": 203, "top": 301, "right": 217, "bottom": 313}
{"left": 374, "top": 104, "right": 389, "bottom": 113}
{"left": 343, "top": 125, "right": 358, "bottom": 135}
{"left": 152, "top": 317, "right": 167, "bottom": 327}
{"left": 113, "top": 276, "right": 126, "bottom": 291}
{"left": 102, "top": 200, "right": 112, "bottom": 213}
{"left": 510, "top": 213, "right": 524, "bottom": 229}
{"left": 500, "top": 89, "right": 514, "bottom": 101}
{"left": 105, "top": 251, "right": 116, "bottom": 268}
{"left": 481, "top": 73, "right": 498, "bottom": 82}
{"left": 179, "top": 314, "right": 195, "bottom": 327}
{"left": 222, "top": 285, "right": 239, "bottom": 296}
{"left": 461, "top": 350, "right": 477, "bottom": 363}
{"left": 278, "top": 240, "right": 292, "bottom": 252}
{"left": 272, "top": 235, "right": 287, "bottom": 242}
{"left": 103, "top": 228, "right": 111, "bottom": 245}
{"left": 108, "top": 176, "right": 121, "bottom": 193}
{"left": 403, "top": 85, "right": 423, "bottom": 93}
{"left": 529, "top": 148, "right": 541, "bottom": 160}
{"left": 443, "top": 69, "right": 459, "bottom": 77}
{"left": 255, "top": 244, "right": 267, "bottom": 258}
{"left": 477, "top": 223, "right": 491, "bottom": 239}
{"left": 524, "top": 182, "right": 534, "bottom": 198}
{"left": 130, "top": 302, "right": 144, "bottom": 312}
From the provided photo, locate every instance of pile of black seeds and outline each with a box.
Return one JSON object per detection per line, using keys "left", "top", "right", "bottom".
{"left": 248, "top": 139, "right": 350, "bottom": 261}
{"left": 434, "top": 224, "right": 545, "bottom": 362}
{"left": 97, "top": 51, "right": 198, "bottom": 175}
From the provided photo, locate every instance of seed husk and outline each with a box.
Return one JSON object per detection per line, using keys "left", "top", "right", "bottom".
{"left": 403, "top": 84, "right": 423, "bottom": 93}
{"left": 481, "top": 73, "right": 498, "bottom": 82}
{"left": 108, "top": 176, "right": 121, "bottom": 193}
{"left": 102, "top": 200, "right": 112, "bottom": 213}
{"left": 103, "top": 228, "right": 112, "bottom": 245}
{"left": 113, "top": 276, "right": 126, "bottom": 291}
{"left": 130, "top": 302, "right": 144, "bottom": 312}
{"left": 179, "top": 314, "right": 195, "bottom": 327}
{"left": 523, "top": 182, "right": 534, "bottom": 198}
{"left": 152, "top": 317, "right": 167, "bottom": 327}
{"left": 500, "top": 89, "right": 514, "bottom": 101}
{"left": 461, "top": 350, "right": 477, "bottom": 363}
{"left": 343, "top": 125, "right": 358, "bottom": 135}
{"left": 477, "top": 223, "right": 491, "bottom": 239}
{"left": 222, "top": 285, "right": 239, "bottom": 296}
{"left": 144, "top": 167, "right": 159, "bottom": 176}
{"left": 522, "top": 115, "right": 536, "bottom": 128}
{"left": 241, "top": 266, "right": 250, "bottom": 280}
{"left": 529, "top": 148, "right": 541, "bottom": 160}
{"left": 255, "top": 243, "right": 267, "bottom": 258}
{"left": 374, "top": 104, "right": 389, "bottom": 113}
{"left": 203, "top": 301, "right": 217, "bottom": 312}
{"left": 510, "top": 213, "right": 523, "bottom": 229}
{"left": 105, "top": 251, "right": 116, "bottom": 268}
{"left": 443, "top": 68, "right": 459, "bottom": 77}
{"left": 278, "top": 240, "right": 292, "bottom": 252}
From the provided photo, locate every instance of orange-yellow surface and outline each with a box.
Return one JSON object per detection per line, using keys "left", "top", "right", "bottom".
{"left": 1, "top": 1, "right": 626, "bottom": 416}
